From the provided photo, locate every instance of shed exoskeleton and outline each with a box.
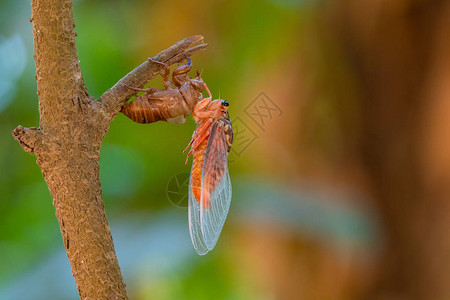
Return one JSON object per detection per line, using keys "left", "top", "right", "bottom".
{"left": 121, "top": 58, "right": 204, "bottom": 124}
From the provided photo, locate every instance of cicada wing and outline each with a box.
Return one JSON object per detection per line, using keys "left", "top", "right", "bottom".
{"left": 188, "top": 166, "right": 209, "bottom": 255}
{"left": 200, "top": 123, "right": 232, "bottom": 250}
{"left": 201, "top": 169, "right": 231, "bottom": 250}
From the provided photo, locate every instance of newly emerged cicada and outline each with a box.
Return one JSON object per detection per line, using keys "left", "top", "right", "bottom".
{"left": 184, "top": 84, "right": 233, "bottom": 255}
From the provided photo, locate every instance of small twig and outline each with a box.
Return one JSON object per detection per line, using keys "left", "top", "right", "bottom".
{"left": 97, "top": 35, "right": 207, "bottom": 122}
{"left": 11, "top": 126, "right": 41, "bottom": 153}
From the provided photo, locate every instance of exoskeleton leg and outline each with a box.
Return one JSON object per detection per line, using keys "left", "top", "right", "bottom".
{"left": 124, "top": 84, "right": 159, "bottom": 94}
{"left": 148, "top": 58, "right": 172, "bottom": 89}
{"left": 172, "top": 58, "right": 193, "bottom": 87}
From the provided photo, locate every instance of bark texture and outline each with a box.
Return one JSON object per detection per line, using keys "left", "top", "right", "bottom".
{"left": 12, "top": 1, "right": 206, "bottom": 299}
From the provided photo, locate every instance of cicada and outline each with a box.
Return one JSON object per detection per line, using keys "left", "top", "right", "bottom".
{"left": 184, "top": 84, "right": 233, "bottom": 255}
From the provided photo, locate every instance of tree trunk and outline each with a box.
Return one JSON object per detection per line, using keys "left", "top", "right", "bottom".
{"left": 12, "top": 1, "right": 206, "bottom": 298}
{"left": 328, "top": 0, "right": 450, "bottom": 299}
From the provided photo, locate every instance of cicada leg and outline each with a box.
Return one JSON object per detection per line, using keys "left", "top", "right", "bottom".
{"left": 184, "top": 133, "right": 209, "bottom": 164}
{"left": 183, "top": 128, "right": 198, "bottom": 152}
{"left": 192, "top": 86, "right": 213, "bottom": 122}
{"left": 183, "top": 139, "right": 195, "bottom": 153}
{"left": 203, "top": 82, "right": 212, "bottom": 99}
{"left": 184, "top": 118, "right": 213, "bottom": 163}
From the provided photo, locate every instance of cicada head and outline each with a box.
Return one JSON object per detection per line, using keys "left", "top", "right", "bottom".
{"left": 207, "top": 99, "right": 230, "bottom": 116}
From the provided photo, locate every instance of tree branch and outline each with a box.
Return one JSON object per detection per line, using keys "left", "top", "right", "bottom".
{"left": 16, "top": 1, "right": 128, "bottom": 299}
{"left": 31, "top": 0, "right": 87, "bottom": 135}
{"left": 97, "top": 35, "right": 207, "bottom": 122}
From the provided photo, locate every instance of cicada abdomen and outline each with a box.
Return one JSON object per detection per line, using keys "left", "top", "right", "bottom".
{"left": 121, "top": 94, "right": 165, "bottom": 123}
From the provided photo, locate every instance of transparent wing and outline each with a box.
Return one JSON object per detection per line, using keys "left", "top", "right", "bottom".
{"left": 188, "top": 165, "right": 210, "bottom": 255}
{"left": 200, "top": 123, "right": 232, "bottom": 250}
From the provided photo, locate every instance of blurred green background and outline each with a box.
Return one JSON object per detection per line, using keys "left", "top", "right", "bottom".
{"left": 2, "top": 0, "right": 450, "bottom": 299}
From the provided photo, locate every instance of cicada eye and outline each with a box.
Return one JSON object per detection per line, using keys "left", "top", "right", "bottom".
{"left": 221, "top": 100, "right": 229, "bottom": 107}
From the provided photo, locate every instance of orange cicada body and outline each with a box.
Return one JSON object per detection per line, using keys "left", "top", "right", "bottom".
{"left": 184, "top": 84, "right": 233, "bottom": 255}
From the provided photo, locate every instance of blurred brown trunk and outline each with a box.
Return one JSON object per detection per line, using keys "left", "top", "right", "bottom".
{"left": 329, "top": 0, "right": 450, "bottom": 299}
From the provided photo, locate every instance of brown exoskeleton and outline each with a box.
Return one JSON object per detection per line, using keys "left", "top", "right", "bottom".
{"left": 121, "top": 58, "right": 205, "bottom": 124}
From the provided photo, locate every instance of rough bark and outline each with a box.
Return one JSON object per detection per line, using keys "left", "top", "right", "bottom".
{"left": 11, "top": 1, "right": 206, "bottom": 299}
